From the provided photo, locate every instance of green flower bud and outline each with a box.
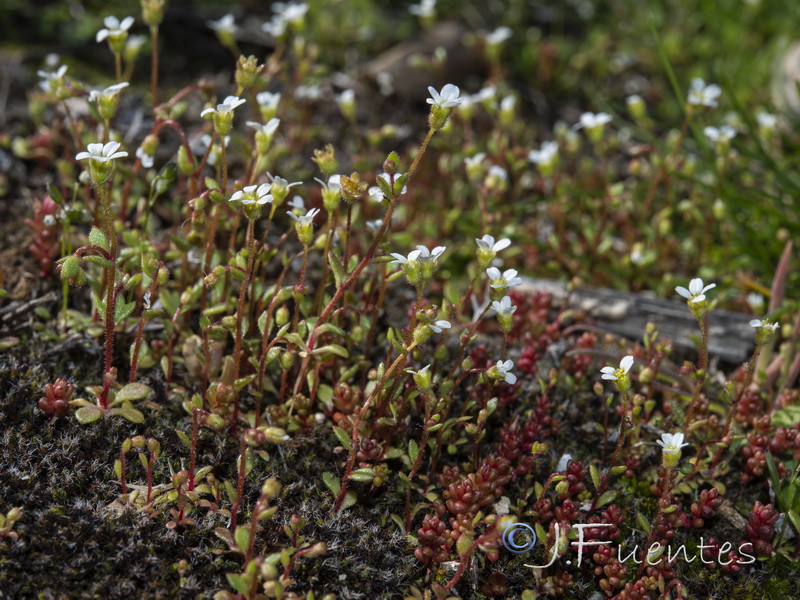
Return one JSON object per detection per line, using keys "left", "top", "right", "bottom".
{"left": 235, "top": 55, "right": 263, "bottom": 91}
{"left": 340, "top": 173, "right": 367, "bottom": 203}
{"left": 312, "top": 144, "right": 338, "bottom": 175}
{"left": 141, "top": 0, "right": 165, "bottom": 27}
{"left": 261, "top": 477, "right": 281, "bottom": 500}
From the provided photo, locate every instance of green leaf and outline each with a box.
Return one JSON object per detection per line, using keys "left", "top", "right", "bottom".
{"left": 312, "top": 344, "right": 348, "bottom": 358}
{"left": 226, "top": 573, "right": 249, "bottom": 596}
{"left": 88, "top": 227, "right": 109, "bottom": 251}
{"left": 175, "top": 429, "right": 191, "bottom": 449}
{"left": 257, "top": 311, "right": 268, "bottom": 335}
{"left": 350, "top": 467, "right": 375, "bottom": 482}
{"left": 114, "top": 299, "right": 136, "bottom": 324}
{"left": 322, "top": 472, "right": 340, "bottom": 496}
{"left": 47, "top": 184, "right": 63, "bottom": 205}
{"left": 91, "top": 292, "right": 106, "bottom": 316}
{"left": 788, "top": 510, "right": 800, "bottom": 535}
{"left": 316, "top": 323, "right": 346, "bottom": 338}
{"left": 75, "top": 405, "right": 103, "bottom": 424}
{"left": 376, "top": 175, "right": 392, "bottom": 199}
{"left": 332, "top": 426, "right": 351, "bottom": 450}
{"left": 589, "top": 464, "right": 600, "bottom": 490}
{"left": 341, "top": 491, "right": 357, "bottom": 511}
{"left": 234, "top": 525, "right": 251, "bottom": 554}
{"left": 596, "top": 490, "right": 617, "bottom": 507}
{"left": 408, "top": 439, "right": 419, "bottom": 463}
{"left": 160, "top": 290, "right": 179, "bottom": 316}
{"left": 224, "top": 480, "right": 238, "bottom": 504}
{"left": 456, "top": 531, "right": 473, "bottom": 557}
{"left": 636, "top": 511, "right": 651, "bottom": 533}
{"left": 772, "top": 406, "right": 800, "bottom": 427}
{"left": 83, "top": 255, "right": 115, "bottom": 268}
{"left": 328, "top": 251, "right": 345, "bottom": 289}
{"left": 108, "top": 406, "right": 145, "bottom": 423}
{"left": 214, "top": 527, "right": 234, "bottom": 546}
{"left": 116, "top": 382, "right": 152, "bottom": 402}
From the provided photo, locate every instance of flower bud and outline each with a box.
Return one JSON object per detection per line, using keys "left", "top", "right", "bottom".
{"left": 140, "top": 0, "right": 164, "bottom": 26}
{"left": 261, "top": 477, "right": 282, "bottom": 500}
{"left": 340, "top": 173, "right": 367, "bottom": 203}
{"left": 312, "top": 144, "right": 338, "bottom": 175}
{"left": 206, "top": 414, "right": 226, "bottom": 430}
{"left": 280, "top": 351, "right": 294, "bottom": 370}
{"left": 235, "top": 55, "right": 263, "bottom": 91}
{"left": 383, "top": 152, "right": 400, "bottom": 175}
{"left": 263, "top": 426, "right": 289, "bottom": 444}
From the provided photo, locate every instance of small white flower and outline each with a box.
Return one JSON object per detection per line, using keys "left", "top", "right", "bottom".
{"left": 367, "top": 186, "right": 384, "bottom": 203}
{"left": 96, "top": 16, "right": 135, "bottom": 43}
{"left": 406, "top": 364, "right": 430, "bottom": 377}
{"left": 196, "top": 134, "right": 229, "bottom": 166}
{"left": 528, "top": 141, "right": 559, "bottom": 165}
{"left": 76, "top": 141, "right": 128, "bottom": 162}
{"left": 125, "top": 34, "right": 147, "bottom": 53}
{"left": 487, "top": 165, "right": 507, "bottom": 181}
{"left": 675, "top": 278, "right": 716, "bottom": 304}
{"left": 474, "top": 86, "right": 497, "bottom": 103}
{"left": 464, "top": 153, "right": 486, "bottom": 170}
{"left": 246, "top": 118, "right": 281, "bottom": 136}
{"left": 409, "top": 0, "right": 436, "bottom": 17}
{"left": 600, "top": 355, "right": 634, "bottom": 381}
{"left": 574, "top": 111, "right": 612, "bottom": 130}
{"left": 294, "top": 84, "right": 322, "bottom": 102}
{"left": 135, "top": 145, "right": 154, "bottom": 169}
{"left": 286, "top": 207, "right": 320, "bottom": 226}
{"left": 390, "top": 249, "right": 421, "bottom": 265}
{"left": 746, "top": 293, "right": 764, "bottom": 310}
{"left": 415, "top": 245, "right": 446, "bottom": 262}
{"left": 336, "top": 89, "right": 355, "bottom": 106}
{"left": 687, "top": 78, "right": 721, "bottom": 108}
{"left": 427, "top": 320, "right": 451, "bottom": 334}
{"left": 288, "top": 195, "right": 305, "bottom": 211}
{"left": 230, "top": 183, "right": 273, "bottom": 205}
{"left": 656, "top": 432, "right": 689, "bottom": 454}
{"left": 626, "top": 94, "right": 643, "bottom": 106}
{"left": 200, "top": 95, "right": 246, "bottom": 118}
{"left": 256, "top": 91, "right": 281, "bottom": 110}
{"left": 426, "top": 84, "right": 462, "bottom": 108}
{"left": 494, "top": 359, "right": 517, "bottom": 385}
{"left": 476, "top": 235, "right": 511, "bottom": 253}
{"left": 500, "top": 95, "right": 516, "bottom": 113}
{"left": 207, "top": 14, "right": 237, "bottom": 35}
{"left": 749, "top": 319, "right": 779, "bottom": 332}
{"left": 276, "top": 2, "right": 308, "bottom": 24}
{"left": 366, "top": 219, "right": 383, "bottom": 232}
{"left": 37, "top": 65, "right": 68, "bottom": 92}
{"left": 490, "top": 296, "right": 517, "bottom": 317}
{"left": 484, "top": 26, "right": 512, "bottom": 45}
{"left": 268, "top": 173, "right": 302, "bottom": 190}
{"left": 262, "top": 15, "right": 287, "bottom": 37}
{"left": 756, "top": 112, "right": 777, "bottom": 130}
{"left": 315, "top": 174, "right": 342, "bottom": 192}
{"left": 704, "top": 125, "right": 736, "bottom": 143}
{"left": 88, "top": 81, "right": 129, "bottom": 103}
{"left": 486, "top": 267, "right": 522, "bottom": 290}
